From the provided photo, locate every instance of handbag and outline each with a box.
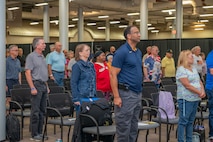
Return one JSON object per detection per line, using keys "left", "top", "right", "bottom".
{"left": 193, "top": 121, "right": 205, "bottom": 142}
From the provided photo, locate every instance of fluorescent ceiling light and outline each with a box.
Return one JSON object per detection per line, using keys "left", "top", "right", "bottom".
{"left": 35, "top": 2, "right": 48, "bottom": 6}
{"left": 110, "top": 21, "right": 120, "bottom": 24}
{"left": 194, "top": 24, "right": 205, "bottom": 27}
{"left": 200, "top": 14, "right": 213, "bottom": 17}
{"left": 30, "top": 22, "right": 39, "bottom": 25}
{"left": 199, "top": 20, "right": 209, "bottom": 22}
{"left": 147, "top": 23, "right": 152, "bottom": 26}
{"left": 151, "top": 30, "right": 159, "bottom": 33}
{"left": 119, "top": 25, "right": 128, "bottom": 28}
{"left": 148, "top": 27, "right": 155, "bottom": 30}
{"left": 169, "top": 26, "right": 173, "bottom": 29}
{"left": 68, "top": 24, "right": 75, "bottom": 28}
{"left": 161, "top": 9, "right": 176, "bottom": 13}
{"left": 203, "top": 5, "right": 213, "bottom": 9}
{"left": 98, "top": 15, "right": 109, "bottom": 19}
{"left": 183, "top": 1, "right": 192, "bottom": 5}
{"left": 72, "top": 18, "right": 78, "bottom": 21}
{"left": 8, "top": 7, "right": 20, "bottom": 11}
{"left": 127, "top": 13, "right": 139, "bottom": 16}
{"left": 97, "top": 27, "right": 106, "bottom": 30}
{"left": 50, "top": 20, "right": 59, "bottom": 25}
{"left": 87, "top": 23, "right": 96, "bottom": 26}
{"left": 194, "top": 28, "right": 204, "bottom": 31}
{"left": 165, "top": 17, "right": 176, "bottom": 20}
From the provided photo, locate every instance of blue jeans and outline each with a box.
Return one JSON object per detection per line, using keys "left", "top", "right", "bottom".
{"left": 52, "top": 71, "right": 64, "bottom": 86}
{"left": 114, "top": 89, "right": 142, "bottom": 142}
{"left": 206, "top": 89, "right": 213, "bottom": 137}
{"left": 177, "top": 99, "right": 199, "bottom": 142}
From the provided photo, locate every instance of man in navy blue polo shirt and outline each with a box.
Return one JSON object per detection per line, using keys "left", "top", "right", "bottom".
{"left": 110, "top": 25, "right": 142, "bottom": 142}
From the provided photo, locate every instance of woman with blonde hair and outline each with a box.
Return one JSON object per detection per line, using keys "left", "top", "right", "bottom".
{"left": 176, "top": 50, "right": 205, "bottom": 142}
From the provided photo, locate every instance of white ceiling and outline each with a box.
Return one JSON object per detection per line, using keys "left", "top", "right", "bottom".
{"left": 6, "top": 0, "right": 213, "bottom": 32}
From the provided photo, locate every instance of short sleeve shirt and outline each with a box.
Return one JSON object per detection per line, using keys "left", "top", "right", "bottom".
{"left": 161, "top": 56, "right": 175, "bottom": 77}
{"left": 47, "top": 51, "right": 66, "bottom": 72}
{"left": 112, "top": 42, "right": 142, "bottom": 93}
{"left": 176, "top": 66, "right": 201, "bottom": 101}
{"left": 25, "top": 51, "right": 48, "bottom": 82}
{"left": 6, "top": 56, "right": 21, "bottom": 79}
{"left": 206, "top": 50, "right": 213, "bottom": 90}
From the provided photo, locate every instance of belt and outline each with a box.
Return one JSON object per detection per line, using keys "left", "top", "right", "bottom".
{"left": 118, "top": 83, "right": 129, "bottom": 91}
{"left": 52, "top": 70, "right": 64, "bottom": 73}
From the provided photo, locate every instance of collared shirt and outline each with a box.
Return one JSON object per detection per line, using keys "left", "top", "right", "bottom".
{"left": 6, "top": 56, "right": 21, "bottom": 80}
{"left": 47, "top": 51, "right": 66, "bottom": 72}
{"left": 161, "top": 56, "right": 175, "bottom": 77}
{"left": 112, "top": 42, "right": 142, "bottom": 93}
{"left": 25, "top": 51, "right": 48, "bottom": 82}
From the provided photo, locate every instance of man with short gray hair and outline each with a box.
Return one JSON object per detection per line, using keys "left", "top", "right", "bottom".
{"left": 25, "top": 37, "right": 49, "bottom": 141}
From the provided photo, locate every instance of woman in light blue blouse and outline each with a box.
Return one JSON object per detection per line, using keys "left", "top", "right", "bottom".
{"left": 176, "top": 50, "right": 205, "bottom": 142}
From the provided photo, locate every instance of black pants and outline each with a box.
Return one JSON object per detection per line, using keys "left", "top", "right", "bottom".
{"left": 31, "top": 80, "right": 47, "bottom": 137}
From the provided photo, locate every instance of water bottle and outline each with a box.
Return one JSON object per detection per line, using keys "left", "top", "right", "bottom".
{"left": 55, "top": 139, "right": 62, "bottom": 142}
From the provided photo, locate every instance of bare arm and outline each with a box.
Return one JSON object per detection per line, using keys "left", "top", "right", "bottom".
{"left": 25, "top": 69, "right": 37, "bottom": 95}
{"left": 210, "top": 68, "right": 213, "bottom": 75}
{"left": 110, "top": 66, "right": 122, "bottom": 107}
{"left": 143, "top": 67, "right": 150, "bottom": 81}
{"left": 179, "top": 78, "right": 205, "bottom": 98}
{"left": 48, "top": 64, "right": 54, "bottom": 80}
{"left": 18, "top": 72, "right": 21, "bottom": 84}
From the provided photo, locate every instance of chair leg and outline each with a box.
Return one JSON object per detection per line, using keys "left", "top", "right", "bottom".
{"left": 67, "top": 126, "right": 72, "bottom": 142}
{"left": 60, "top": 125, "right": 63, "bottom": 142}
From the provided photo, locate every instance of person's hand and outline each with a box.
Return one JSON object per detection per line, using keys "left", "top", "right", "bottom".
{"left": 50, "top": 76, "right": 55, "bottom": 80}
{"left": 31, "top": 88, "right": 37, "bottom": 95}
{"left": 199, "top": 90, "right": 206, "bottom": 98}
{"left": 74, "top": 101, "right": 80, "bottom": 106}
{"left": 47, "top": 87, "right": 50, "bottom": 94}
{"left": 114, "top": 97, "right": 122, "bottom": 108}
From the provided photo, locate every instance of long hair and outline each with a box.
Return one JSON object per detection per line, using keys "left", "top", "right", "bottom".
{"left": 177, "top": 50, "right": 192, "bottom": 68}
{"left": 75, "top": 44, "right": 89, "bottom": 61}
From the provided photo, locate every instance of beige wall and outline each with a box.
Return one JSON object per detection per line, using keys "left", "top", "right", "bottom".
{"left": 6, "top": 21, "right": 213, "bottom": 44}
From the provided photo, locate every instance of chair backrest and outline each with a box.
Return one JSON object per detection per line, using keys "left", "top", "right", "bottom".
{"left": 49, "top": 86, "right": 65, "bottom": 94}
{"left": 63, "top": 78, "right": 71, "bottom": 91}
{"left": 13, "top": 84, "right": 30, "bottom": 89}
{"left": 47, "top": 93, "right": 73, "bottom": 117}
{"left": 143, "top": 81, "right": 156, "bottom": 87}
{"left": 96, "top": 90, "right": 105, "bottom": 98}
{"left": 161, "top": 78, "right": 175, "bottom": 87}
{"left": 48, "top": 82, "right": 59, "bottom": 86}
{"left": 21, "top": 80, "right": 28, "bottom": 84}
{"left": 10, "top": 88, "right": 31, "bottom": 109}
{"left": 163, "top": 85, "right": 177, "bottom": 97}
{"left": 142, "top": 86, "right": 158, "bottom": 99}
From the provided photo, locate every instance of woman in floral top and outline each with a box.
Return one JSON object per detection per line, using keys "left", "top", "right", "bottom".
{"left": 176, "top": 50, "right": 205, "bottom": 142}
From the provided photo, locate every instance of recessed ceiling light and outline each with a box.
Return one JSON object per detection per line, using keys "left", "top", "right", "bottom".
{"left": 35, "top": 3, "right": 48, "bottom": 6}
{"left": 200, "top": 14, "right": 213, "bottom": 17}
{"left": 199, "top": 20, "right": 209, "bottom": 23}
{"left": 68, "top": 24, "right": 75, "bottom": 28}
{"left": 110, "top": 21, "right": 120, "bottom": 24}
{"left": 194, "top": 24, "right": 205, "bottom": 27}
{"left": 98, "top": 15, "right": 109, "bottom": 19}
{"left": 165, "top": 17, "right": 176, "bottom": 20}
{"left": 97, "top": 27, "right": 106, "bottom": 30}
{"left": 8, "top": 7, "right": 20, "bottom": 11}
{"left": 72, "top": 18, "right": 78, "bottom": 21}
{"left": 127, "top": 13, "right": 140, "bottom": 16}
{"left": 119, "top": 25, "right": 128, "bottom": 28}
{"left": 194, "top": 28, "right": 204, "bottom": 31}
{"left": 161, "top": 9, "right": 176, "bottom": 13}
{"left": 87, "top": 23, "right": 96, "bottom": 26}
{"left": 151, "top": 30, "right": 159, "bottom": 33}
{"left": 30, "top": 22, "right": 39, "bottom": 25}
{"left": 148, "top": 27, "right": 155, "bottom": 30}
{"left": 203, "top": 5, "right": 213, "bottom": 9}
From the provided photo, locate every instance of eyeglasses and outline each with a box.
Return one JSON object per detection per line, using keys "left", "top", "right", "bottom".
{"left": 12, "top": 50, "right": 18, "bottom": 51}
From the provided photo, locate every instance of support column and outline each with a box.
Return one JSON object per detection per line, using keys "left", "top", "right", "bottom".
{"left": 43, "top": 5, "right": 49, "bottom": 42}
{"left": 59, "top": 0, "right": 69, "bottom": 50}
{"left": 176, "top": 0, "right": 183, "bottom": 39}
{"left": 140, "top": 0, "right": 148, "bottom": 39}
{"left": 0, "top": 0, "right": 6, "bottom": 140}
{"left": 78, "top": 7, "right": 84, "bottom": 42}
{"left": 105, "top": 20, "right": 110, "bottom": 41}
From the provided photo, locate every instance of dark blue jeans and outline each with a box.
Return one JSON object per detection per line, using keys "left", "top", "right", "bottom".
{"left": 6, "top": 79, "right": 19, "bottom": 97}
{"left": 52, "top": 71, "right": 64, "bottom": 86}
{"left": 31, "top": 80, "right": 47, "bottom": 137}
{"left": 206, "top": 89, "right": 213, "bottom": 137}
{"left": 177, "top": 99, "right": 199, "bottom": 142}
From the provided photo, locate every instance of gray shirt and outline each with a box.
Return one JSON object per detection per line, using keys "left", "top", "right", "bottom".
{"left": 25, "top": 51, "right": 48, "bottom": 82}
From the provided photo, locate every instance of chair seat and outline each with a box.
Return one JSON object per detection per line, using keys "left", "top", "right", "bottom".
{"left": 152, "top": 117, "right": 179, "bottom": 124}
{"left": 138, "top": 121, "right": 160, "bottom": 130}
{"left": 196, "top": 111, "right": 209, "bottom": 119}
{"left": 12, "top": 110, "right": 31, "bottom": 117}
{"left": 48, "top": 118, "right": 76, "bottom": 126}
{"left": 82, "top": 125, "right": 116, "bottom": 135}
